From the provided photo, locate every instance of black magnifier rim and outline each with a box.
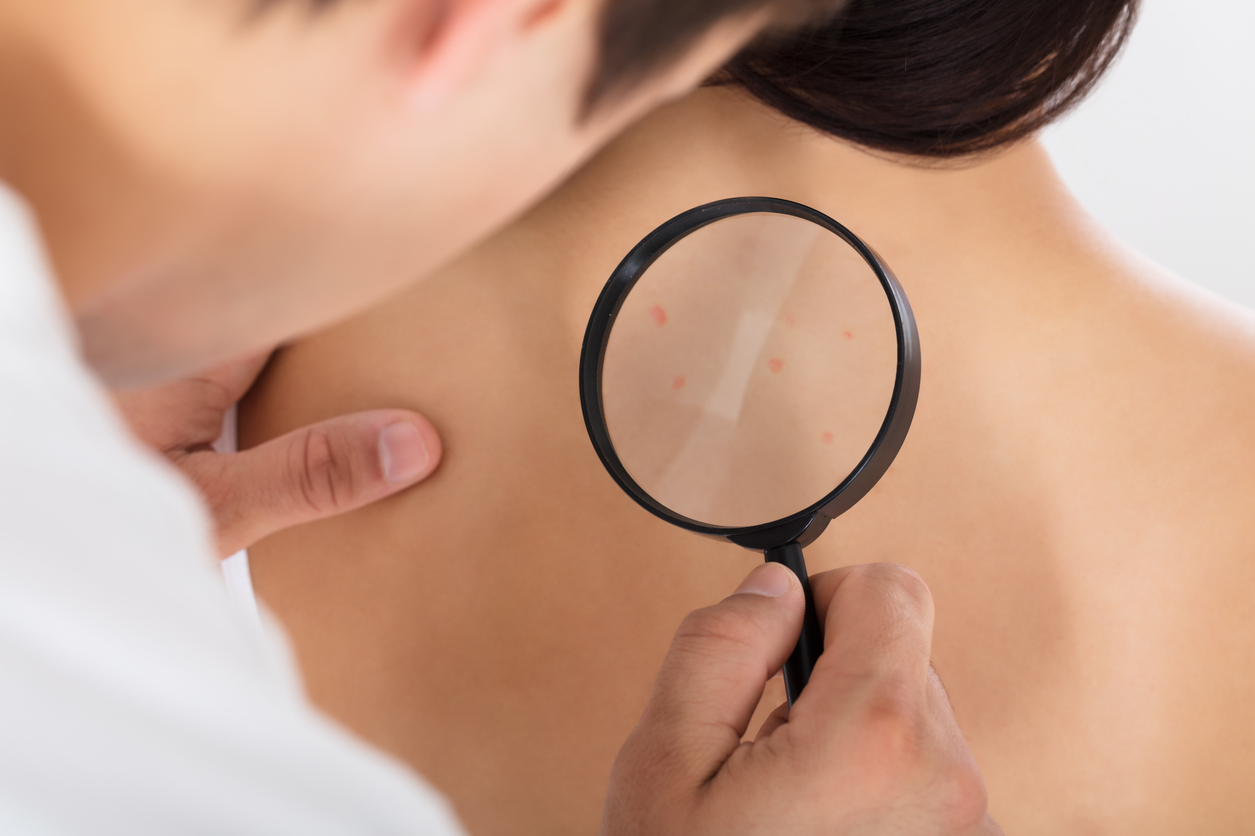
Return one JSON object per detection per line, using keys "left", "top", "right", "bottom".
{"left": 579, "top": 197, "right": 921, "bottom": 551}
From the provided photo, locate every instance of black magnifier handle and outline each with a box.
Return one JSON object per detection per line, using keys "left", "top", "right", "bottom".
{"left": 764, "top": 543, "right": 824, "bottom": 706}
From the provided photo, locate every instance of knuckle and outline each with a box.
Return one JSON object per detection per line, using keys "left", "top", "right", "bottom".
{"left": 853, "top": 563, "right": 934, "bottom": 620}
{"left": 291, "top": 427, "right": 358, "bottom": 514}
{"left": 850, "top": 679, "right": 989, "bottom": 829}
{"left": 186, "top": 402, "right": 228, "bottom": 447}
{"left": 187, "top": 376, "right": 235, "bottom": 416}
{"left": 868, "top": 562, "right": 931, "bottom": 599}
{"left": 933, "top": 761, "right": 990, "bottom": 830}
{"left": 674, "top": 604, "right": 761, "bottom": 655}
{"left": 857, "top": 679, "right": 927, "bottom": 769}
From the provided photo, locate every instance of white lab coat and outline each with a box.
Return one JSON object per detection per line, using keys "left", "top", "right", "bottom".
{"left": 0, "top": 184, "right": 466, "bottom": 835}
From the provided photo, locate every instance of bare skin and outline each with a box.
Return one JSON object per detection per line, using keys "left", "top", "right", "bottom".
{"left": 242, "top": 86, "right": 1255, "bottom": 835}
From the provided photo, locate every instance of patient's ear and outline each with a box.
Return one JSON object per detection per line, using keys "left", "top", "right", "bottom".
{"left": 397, "top": 0, "right": 576, "bottom": 113}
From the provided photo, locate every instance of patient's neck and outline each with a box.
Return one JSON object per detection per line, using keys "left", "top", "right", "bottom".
{"left": 504, "top": 85, "right": 1104, "bottom": 328}
{"left": 674, "top": 85, "right": 1083, "bottom": 236}
{"left": 517, "top": 85, "right": 1110, "bottom": 353}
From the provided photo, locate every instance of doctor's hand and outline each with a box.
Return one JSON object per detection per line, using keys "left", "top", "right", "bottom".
{"left": 113, "top": 354, "right": 441, "bottom": 558}
{"left": 604, "top": 562, "right": 1002, "bottom": 836}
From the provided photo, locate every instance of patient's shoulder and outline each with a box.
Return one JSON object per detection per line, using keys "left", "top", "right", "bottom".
{"left": 1114, "top": 255, "right": 1255, "bottom": 521}
{"left": 1100, "top": 245, "right": 1255, "bottom": 397}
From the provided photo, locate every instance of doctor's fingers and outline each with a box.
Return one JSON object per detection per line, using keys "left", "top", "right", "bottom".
{"left": 781, "top": 564, "right": 996, "bottom": 833}
{"left": 609, "top": 563, "right": 804, "bottom": 791}
{"left": 112, "top": 353, "right": 271, "bottom": 452}
{"left": 806, "top": 563, "right": 936, "bottom": 689}
{"left": 176, "top": 409, "right": 442, "bottom": 558}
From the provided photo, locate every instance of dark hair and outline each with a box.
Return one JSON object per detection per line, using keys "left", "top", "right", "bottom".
{"left": 723, "top": 0, "right": 1140, "bottom": 157}
{"left": 584, "top": 0, "right": 841, "bottom": 110}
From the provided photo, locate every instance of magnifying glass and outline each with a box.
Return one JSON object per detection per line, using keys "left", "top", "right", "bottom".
{"left": 579, "top": 197, "right": 921, "bottom": 705}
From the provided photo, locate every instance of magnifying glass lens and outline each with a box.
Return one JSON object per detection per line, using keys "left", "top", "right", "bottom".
{"left": 602, "top": 212, "right": 899, "bottom": 529}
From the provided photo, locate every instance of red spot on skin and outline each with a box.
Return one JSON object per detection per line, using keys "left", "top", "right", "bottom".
{"left": 649, "top": 305, "right": 668, "bottom": 327}
{"left": 671, "top": 375, "right": 687, "bottom": 390}
{"left": 842, "top": 330, "right": 854, "bottom": 340}
{"left": 783, "top": 313, "right": 797, "bottom": 328}
{"left": 821, "top": 431, "right": 835, "bottom": 445}
{"left": 767, "top": 357, "right": 785, "bottom": 374}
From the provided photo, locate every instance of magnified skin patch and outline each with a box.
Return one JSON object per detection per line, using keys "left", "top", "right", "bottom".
{"left": 601, "top": 212, "right": 898, "bottom": 529}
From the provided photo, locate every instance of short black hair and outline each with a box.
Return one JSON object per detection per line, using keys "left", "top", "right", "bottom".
{"left": 584, "top": 0, "right": 841, "bottom": 110}
{"left": 722, "top": 0, "right": 1140, "bottom": 157}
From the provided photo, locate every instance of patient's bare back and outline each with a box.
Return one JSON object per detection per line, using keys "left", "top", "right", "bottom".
{"left": 242, "top": 90, "right": 1255, "bottom": 836}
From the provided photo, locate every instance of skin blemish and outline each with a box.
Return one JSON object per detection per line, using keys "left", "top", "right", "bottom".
{"left": 783, "top": 313, "right": 797, "bottom": 328}
{"left": 821, "top": 431, "right": 834, "bottom": 445}
{"left": 649, "top": 305, "right": 668, "bottom": 327}
{"left": 767, "top": 357, "right": 785, "bottom": 374}
{"left": 842, "top": 330, "right": 854, "bottom": 340}
{"left": 671, "top": 374, "right": 687, "bottom": 390}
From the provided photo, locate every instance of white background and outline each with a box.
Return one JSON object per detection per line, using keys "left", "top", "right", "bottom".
{"left": 1043, "top": 0, "right": 1254, "bottom": 310}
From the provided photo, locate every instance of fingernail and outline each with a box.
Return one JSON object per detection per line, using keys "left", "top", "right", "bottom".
{"left": 735, "top": 563, "right": 794, "bottom": 598}
{"left": 379, "top": 421, "right": 430, "bottom": 485}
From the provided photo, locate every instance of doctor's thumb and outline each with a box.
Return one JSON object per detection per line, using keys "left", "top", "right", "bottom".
{"left": 182, "top": 409, "right": 442, "bottom": 557}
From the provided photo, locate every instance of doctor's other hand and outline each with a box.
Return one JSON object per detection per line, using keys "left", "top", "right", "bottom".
{"left": 113, "top": 354, "right": 442, "bottom": 559}
{"left": 604, "top": 562, "right": 1003, "bottom": 836}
